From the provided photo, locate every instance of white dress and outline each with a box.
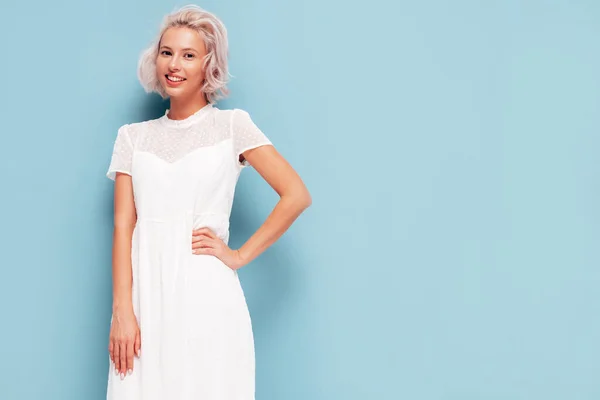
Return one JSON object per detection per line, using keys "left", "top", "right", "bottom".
{"left": 105, "top": 104, "right": 272, "bottom": 400}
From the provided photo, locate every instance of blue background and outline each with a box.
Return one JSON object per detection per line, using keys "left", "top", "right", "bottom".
{"left": 1, "top": 1, "right": 599, "bottom": 399}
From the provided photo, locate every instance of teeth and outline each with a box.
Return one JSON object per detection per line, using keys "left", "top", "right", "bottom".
{"left": 167, "top": 75, "right": 185, "bottom": 82}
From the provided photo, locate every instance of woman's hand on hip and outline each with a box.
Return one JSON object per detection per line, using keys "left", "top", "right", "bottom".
{"left": 108, "top": 307, "right": 141, "bottom": 379}
{"left": 191, "top": 227, "right": 245, "bottom": 270}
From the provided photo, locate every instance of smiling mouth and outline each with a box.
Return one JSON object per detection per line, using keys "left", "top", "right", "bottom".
{"left": 166, "top": 75, "right": 186, "bottom": 82}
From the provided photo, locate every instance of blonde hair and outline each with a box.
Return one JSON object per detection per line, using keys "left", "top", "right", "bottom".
{"left": 137, "top": 4, "right": 230, "bottom": 104}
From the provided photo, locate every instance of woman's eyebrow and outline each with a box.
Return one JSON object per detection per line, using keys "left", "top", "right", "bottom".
{"left": 159, "top": 45, "right": 198, "bottom": 52}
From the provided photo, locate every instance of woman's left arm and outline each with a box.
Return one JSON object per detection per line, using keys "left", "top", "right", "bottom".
{"left": 236, "top": 144, "right": 312, "bottom": 265}
{"left": 192, "top": 145, "right": 312, "bottom": 269}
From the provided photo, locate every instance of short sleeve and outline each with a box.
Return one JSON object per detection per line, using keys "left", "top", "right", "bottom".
{"left": 106, "top": 124, "right": 133, "bottom": 180}
{"left": 231, "top": 109, "right": 272, "bottom": 168}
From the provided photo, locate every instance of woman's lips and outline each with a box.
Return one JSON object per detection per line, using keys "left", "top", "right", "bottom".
{"left": 166, "top": 75, "right": 186, "bottom": 87}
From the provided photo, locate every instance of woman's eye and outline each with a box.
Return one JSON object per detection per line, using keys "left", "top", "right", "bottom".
{"left": 160, "top": 50, "right": 172, "bottom": 56}
{"left": 184, "top": 53, "right": 195, "bottom": 59}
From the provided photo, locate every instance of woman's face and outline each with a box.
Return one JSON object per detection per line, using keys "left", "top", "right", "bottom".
{"left": 155, "top": 27, "right": 207, "bottom": 99}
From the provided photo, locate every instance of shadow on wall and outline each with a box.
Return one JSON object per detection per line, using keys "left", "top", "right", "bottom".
{"left": 133, "top": 95, "right": 170, "bottom": 123}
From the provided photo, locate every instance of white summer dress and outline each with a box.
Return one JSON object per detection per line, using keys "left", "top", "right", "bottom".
{"left": 105, "top": 104, "right": 272, "bottom": 400}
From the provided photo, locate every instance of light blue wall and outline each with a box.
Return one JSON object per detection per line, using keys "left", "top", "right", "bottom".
{"left": 0, "top": 1, "right": 599, "bottom": 399}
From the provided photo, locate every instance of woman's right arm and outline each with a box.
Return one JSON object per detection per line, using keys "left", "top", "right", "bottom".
{"left": 109, "top": 172, "right": 140, "bottom": 379}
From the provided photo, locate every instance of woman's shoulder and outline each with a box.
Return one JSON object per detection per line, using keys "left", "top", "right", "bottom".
{"left": 210, "top": 105, "right": 238, "bottom": 119}
{"left": 109, "top": 119, "right": 156, "bottom": 151}
{"left": 117, "top": 117, "right": 161, "bottom": 136}
{"left": 211, "top": 106, "right": 257, "bottom": 126}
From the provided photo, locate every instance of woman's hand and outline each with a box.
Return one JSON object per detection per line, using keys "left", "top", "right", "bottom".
{"left": 108, "top": 307, "right": 141, "bottom": 379}
{"left": 191, "top": 227, "right": 245, "bottom": 270}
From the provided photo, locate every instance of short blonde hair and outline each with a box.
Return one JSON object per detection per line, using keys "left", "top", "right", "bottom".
{"left": 137, "top": 4, "right": 230, "bottom": 104}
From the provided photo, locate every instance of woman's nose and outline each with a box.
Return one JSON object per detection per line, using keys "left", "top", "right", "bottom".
{"left": 169, "top": 59, "right": 180, "bottom": 71}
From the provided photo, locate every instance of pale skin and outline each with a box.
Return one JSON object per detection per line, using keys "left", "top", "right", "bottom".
{"left": 108, "top": 26, "right": 312, "bottom": 379}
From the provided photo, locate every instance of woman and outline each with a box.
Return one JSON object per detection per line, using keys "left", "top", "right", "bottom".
{"left": 105, "top": 5, "right": 311, "bottom": 399}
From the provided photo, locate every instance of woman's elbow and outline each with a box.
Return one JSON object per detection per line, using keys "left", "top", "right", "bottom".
{"left": 280, "top": 180, "right": 311, "bottom": 210}
{"left": 302, "top": 191, "right": 312, "bottom": 209}
{"left": 294, "top": 188, "right": 312, "bottom": 210}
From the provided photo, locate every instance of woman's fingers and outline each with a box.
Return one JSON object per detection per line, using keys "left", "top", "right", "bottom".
{"left": 119, "top": 341, "right": 127, "bottom": 377}
{"left": 192, "top": 238, "right": 217, "bottom": 254}
{"left": 191, "top": 234, "right": 211, "bottom": 247}
{"left": 109, "top": 335, "right": 139, "bottom": 379}
{"left": 195, "top": 247, "right": 216, "bottom": 256}
{"left": 192, "top": 227, "right": 217, "bottom": 240}
{"left": 191, "top": 228, "right": 223, "bottom": 256}
{"left": 113, "top": 341, "right": 120, "bottom": 375}
{"left": 192, "top": 236, "right": 215, "bottom": 250}
{"left": 135, "top": 330, "right": 141, "bottom": 358}
{"left": 108, "top": 340, "right": 114, "bottom": 363}
{"left": 126, "top": 340, "right": 135, "bottom": 375}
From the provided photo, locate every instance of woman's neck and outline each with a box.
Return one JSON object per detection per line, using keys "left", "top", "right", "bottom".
{"left": 167, "top": 95, "right": 209, "bottom": 120}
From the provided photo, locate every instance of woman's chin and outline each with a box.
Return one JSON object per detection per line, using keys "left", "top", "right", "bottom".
{"left": 159, "top": 80, "right": 202, "bottom": 100}
{"left": 163, "top": 85, "right": 181, "bottom": 95}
